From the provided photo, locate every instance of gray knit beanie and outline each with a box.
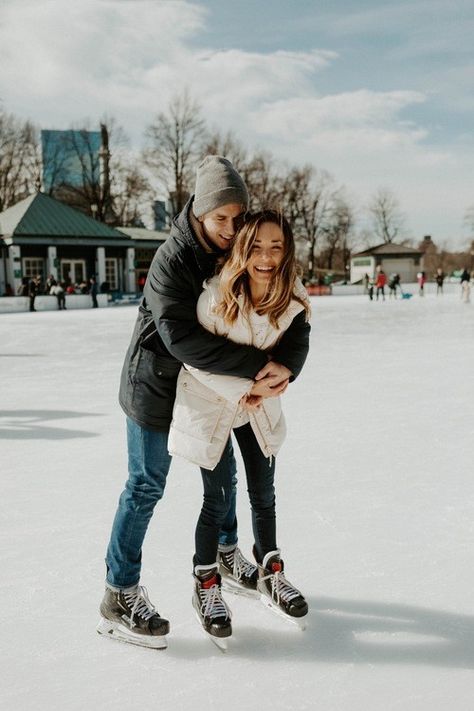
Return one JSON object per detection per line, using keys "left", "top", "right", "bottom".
{"left": 193, "top": 155, "right": 249, "bottom": 218}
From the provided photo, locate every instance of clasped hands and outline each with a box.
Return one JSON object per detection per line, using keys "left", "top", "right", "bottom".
{"left": 239, "top": 361, "right": 292, "bottom": 412}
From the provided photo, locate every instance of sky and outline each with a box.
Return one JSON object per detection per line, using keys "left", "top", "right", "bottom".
{"left": 1, "top": 0, "right": 473, "bottom": 247}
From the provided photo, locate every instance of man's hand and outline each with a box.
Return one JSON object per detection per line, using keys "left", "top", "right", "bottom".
{"left": 249, "top": 360, "right": 291, "bottom": 399}
{"left": 255, "top": 361, "right": 292, "bottom": 383}
{"left": 249, "top": 378, "right": 289, "bottom": 398}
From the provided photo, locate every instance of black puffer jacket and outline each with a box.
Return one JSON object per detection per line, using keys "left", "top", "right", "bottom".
{"left": 119, "top": 198, "right": 311, "bottom": 431}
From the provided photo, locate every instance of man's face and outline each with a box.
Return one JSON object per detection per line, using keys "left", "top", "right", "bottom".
{"left": 199, "top": 203, "right": 245, "bottom": 251}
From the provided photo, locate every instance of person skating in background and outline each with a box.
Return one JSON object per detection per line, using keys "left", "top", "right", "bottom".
{"left": 45, "top": 274, "right": 57, "bottom": 293}
{"left": 417, "top": 271, "right": 426, "bottom": 296}
{"left": 28, "top": 275, "right": 40, "bottom": 312}
{"left": 388, "top": 273, "right": 400, "bottom": 299}
{"left": 460, "top": 268, "right": 471, "bottom": 303}
{"left": 90, "top": 276, "right": 98, "bottom": 308}
{"left": 375, "top": 268, "right": 387, "bottom": 301}
{"left": 435, "top": 268, "right": 445, "bottom": 295}
{"left": 367, "top": 275, "right": 375, "bottom": 301}
{"left": 169, "top": 210, "right": 310, "bottom": 644}
{"left": 50, "top": 282, "right": 66, "bottom": 310}
{"left": 98, "top": 157, "right": 308, "bottom": 649}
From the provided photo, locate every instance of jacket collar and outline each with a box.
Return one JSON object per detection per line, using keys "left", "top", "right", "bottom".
{"left": 172, "top": 196, "right": 220, "bottom": 272}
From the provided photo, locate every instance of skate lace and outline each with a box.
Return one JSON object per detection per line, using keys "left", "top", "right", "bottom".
{"left": 123, "top": 585, "right": 156, "bottom": 626}
{"left": 199, "top": 583, "right": 231, "bottom": 621}
{"left": 224, "top": 547, "right": 257, "bottom": 582}
{"left": 261, "top": 570, "right": 302, "bottom": 605}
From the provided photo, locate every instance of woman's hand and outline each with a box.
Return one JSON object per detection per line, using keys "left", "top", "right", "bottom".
{"left": 239, "top": 394, "right": 263, "bottom": 411}
{"left": 253, "top": 361, "right": 291, "bottom": 398}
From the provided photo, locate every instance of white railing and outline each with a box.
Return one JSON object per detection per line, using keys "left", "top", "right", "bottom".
{"left": 0, "top": 294, "right": 108, "bottom": 313}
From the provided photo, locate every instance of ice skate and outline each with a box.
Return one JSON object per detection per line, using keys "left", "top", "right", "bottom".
{"left": 193, "top": 563, "right": 232, "bottom": 651}
{"left": 257, "top": 550, "right": 308, "bottom": 630}
{"left": 97, "top": 584, "right": 169, "bottom": 649}
{"left": 218, "top": 544, "right": 258, "bottom": 598}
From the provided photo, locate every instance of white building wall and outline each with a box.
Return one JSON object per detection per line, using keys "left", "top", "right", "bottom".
{"left": 350, "top": 256, "right": 375, "bottom": 283}
{"left": 7, "top": 245, "right": 22, "bottom": 295}
{"left": 96, "top": 247, "right": 106, "bottom": 286}
{"left": 47, "top": 246, "right": 58, "bottom": 281}
{"left": 0, "top": 294, "right": 108, "bottom": 313}
{"left": 126, "top": 248, "right": 136, "bottom": 292}
{"left": 381, "top": 258, "right": 417, "bottom": 283}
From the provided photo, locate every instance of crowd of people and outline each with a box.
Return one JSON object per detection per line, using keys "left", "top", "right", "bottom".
{"left": 364, "top": 266, "right": 471, "bottom": 302}
{"left": 15, "top": 274, "right": 99, "bottom": 311}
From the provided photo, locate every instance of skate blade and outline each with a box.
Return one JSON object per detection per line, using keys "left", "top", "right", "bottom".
{"left": 96, "top": 617, "right": 168, "bottom": 649}
{"left": 221, "top": 575, "right": 259, "bottom": 599}
{"left": 259, "top": 595, "right": 307, "bottom": 631}
{"left": 193, "top": 611, "right": 231, "bottom": 653}
{"left": 209, "top": 635, "right": 228, "bottom": 651}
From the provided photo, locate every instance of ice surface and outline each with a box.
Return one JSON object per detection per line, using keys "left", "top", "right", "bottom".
{"left": 1, "top": 293, "right": 474, "bottom": 711}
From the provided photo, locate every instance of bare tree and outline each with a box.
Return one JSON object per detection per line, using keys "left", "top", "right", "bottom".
{"left": 0, "top": 108, "right": 39, "bottom": 211}
{"left": 280, "top": 166, "right": 334, "bottom": 281}
{"left": 464, "top": 205, "right": 474, "bottom": 239}
{"left": 42, "top": 117, "right": 152, "bottom": 225}
{"left": 144, "top": 91, "right": 205, "bottom": 216}
{"left": 56, "top": 126, "right": 106, "bottom": 219}
{"left": 204, "top": 131, "right": 282, "bottom": 210}
{"left": 243, "top": 151, "right": 284, "bottom": 211}
{"left": 321, "top": 196, "right": 354, "bottom": 276}
{"left": 203, "top": 129, "right": 248, "bottom": 173}
{"left": 112, "top": 162, "right": 153, "bottom": 227}
{"left": 368, "top": 187, "right": 405, "bottom": 243}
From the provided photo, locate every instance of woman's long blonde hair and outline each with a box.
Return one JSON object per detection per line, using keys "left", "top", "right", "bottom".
{"left": 215, "top": 210, "right": 311, "bottom": 328}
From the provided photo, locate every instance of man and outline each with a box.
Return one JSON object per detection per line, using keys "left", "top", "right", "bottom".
{"left": 28, "top": 275, "right": 40, "bottom": 312}
{"left": 98, "top": 156, "right": 310, "bottom": 648}
{"left": 89, "top": 276, "right": 98, "bottom": 308}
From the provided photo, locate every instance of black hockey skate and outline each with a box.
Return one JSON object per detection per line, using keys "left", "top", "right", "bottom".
{"left": 218, "top": 544, "right": 258, "bottom": 598}
{"left": 193, "top": 564, "right": 232, "bottom": 651}
{"left": 97, "top": 584, "right": 169, "bottom": 649}
{"left": 257, "top": 550, "right": 308, "bottom": 629}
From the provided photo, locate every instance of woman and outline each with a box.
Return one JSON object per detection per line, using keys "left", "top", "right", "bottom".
{"left": 168, "top": 210, "right": 311, "bottom": 642}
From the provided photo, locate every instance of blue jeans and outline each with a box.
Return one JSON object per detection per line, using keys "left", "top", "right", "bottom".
{"left": 105, "top": 418, "right": 238, "bottom": 588}
{"left": 194, "top": 423, "right": 276, "bottom": 568}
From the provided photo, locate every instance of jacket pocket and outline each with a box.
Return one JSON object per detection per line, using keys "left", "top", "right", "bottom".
{"left": 171, "top": 371, "right": 226, "bottom": 442}
{"left": 127, "top": 346, "right": 181, "bottom": 420}
{"left": 133, "top": 347, "right": 181, "bottom": 381}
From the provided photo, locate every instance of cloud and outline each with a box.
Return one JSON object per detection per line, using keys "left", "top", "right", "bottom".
{"left": 248, "top": 90, "right": 426, "bottom": 141}
{"left": 317, "top": 0, "right": 473, "bottom": 41}
{"left": 0, "top": 0, "right": 471, "bottom": 242}
{"left": 0, "top": 0, "right": 206, "bottom": 121}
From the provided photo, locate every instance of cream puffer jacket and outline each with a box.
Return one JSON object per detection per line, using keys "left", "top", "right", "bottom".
{"left": 167, "top": 275, "right": 308, "bottom": 470}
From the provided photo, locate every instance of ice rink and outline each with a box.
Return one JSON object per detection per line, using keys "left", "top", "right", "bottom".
{"left": 1, "top": 291, "right": 474, "bottom": 711}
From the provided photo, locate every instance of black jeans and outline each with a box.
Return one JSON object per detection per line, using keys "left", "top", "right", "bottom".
{"left": 194, "top": 422, "right": 276, "bottom": 568}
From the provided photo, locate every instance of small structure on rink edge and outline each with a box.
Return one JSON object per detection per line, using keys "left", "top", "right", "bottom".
{"left": 350, "top": 242, "right": 424, "bottom": 285}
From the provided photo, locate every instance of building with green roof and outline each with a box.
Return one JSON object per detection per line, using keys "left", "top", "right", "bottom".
{"left": 0, "top": 192, "right": 168, "bottom": 296}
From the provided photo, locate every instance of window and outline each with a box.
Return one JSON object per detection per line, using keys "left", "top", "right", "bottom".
{"left": 23, "top": 258, "right": 45, "bottom": 280}
{"left": 61, "top": 260, "right": 86, "bottom": 285}
{"left": 353, "top": 258, "right": 371, "bottom": 267}
{"left": 105, "top": 258, "right": 118, "bottom": 290}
